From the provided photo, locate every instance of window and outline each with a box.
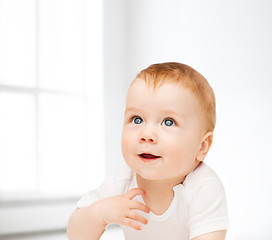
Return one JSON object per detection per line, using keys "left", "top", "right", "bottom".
{"left": 0, "top": 0, "right": 104, "bottom": 234}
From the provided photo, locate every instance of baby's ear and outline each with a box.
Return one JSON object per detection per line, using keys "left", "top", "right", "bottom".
{"left": 196, "top": 132, "right": 213, "bottom": 162}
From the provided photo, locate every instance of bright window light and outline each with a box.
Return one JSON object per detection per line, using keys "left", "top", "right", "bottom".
{"left": 39, "top": 0, "right": 85, "bottom": 93}
{"left": 0, "top": 93, "right": 36, "bottom": 191}
{"left": 0, "top": 0, "right": 104, "bottom": 198}
{"left": 0, "top": 0, "right": 36, "bottom": 87}
{"left": 39, "top": 93, "right": 87, "bottom": 195}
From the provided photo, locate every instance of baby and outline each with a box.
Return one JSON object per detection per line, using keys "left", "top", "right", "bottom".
{"left": 67, "top": 62, "right": 229, "bottom": 240}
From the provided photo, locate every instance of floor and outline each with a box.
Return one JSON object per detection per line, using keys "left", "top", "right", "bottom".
{"left": 1, "top": 225, "right": 125, "bottom": 240}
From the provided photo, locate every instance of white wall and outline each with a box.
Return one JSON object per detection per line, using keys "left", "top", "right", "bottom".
{"left": 104, "top": 1, "right": 272, "bottom": 239}
{"left": 103, "top": 0, "right": 128, "bottom": 176}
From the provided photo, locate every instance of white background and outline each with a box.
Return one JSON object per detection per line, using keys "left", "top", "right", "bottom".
{"left": 103, "top": 1, "right": 272, "bottom": 239}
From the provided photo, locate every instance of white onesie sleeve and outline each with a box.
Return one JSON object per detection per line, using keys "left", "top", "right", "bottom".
{"left": 77, "top": 164, "right": 132, "bottom": 208}
{"left": 187, "top": 180, "right": 229, "bottom": 239}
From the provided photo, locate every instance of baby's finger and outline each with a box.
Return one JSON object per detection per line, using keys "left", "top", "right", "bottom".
{"left": 127, "top": 210, "right": 148, "bottom": 225}
{"left": 126, "top": 188, "right": 145, "bottom": 200}
{"left": 130, "top": 200, "right": 150, "bottom": 213}
{"left": 123, "top": 218, "right": 143, "bottom": 231}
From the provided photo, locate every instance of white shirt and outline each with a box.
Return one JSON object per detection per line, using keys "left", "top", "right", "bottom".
{"left": 77, "top": 162, "right": 229, "bottom": 240}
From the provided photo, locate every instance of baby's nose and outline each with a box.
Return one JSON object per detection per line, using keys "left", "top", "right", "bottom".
{"left": 139, "top": 136, "right": 155, "bottom": 143}
{"left": 139, "top": 129, "right": 157, "bottom": 144}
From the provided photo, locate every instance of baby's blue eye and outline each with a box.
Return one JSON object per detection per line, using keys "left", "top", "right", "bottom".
{"left": 163, "top": 119, "right": 174, "bottom": 127}
{"left": 133, "top": 117, "right": 143, "bottom": 124}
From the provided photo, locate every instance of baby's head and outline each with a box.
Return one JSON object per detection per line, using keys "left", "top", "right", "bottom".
{"left": 121, "top": 62, "right": 216, "bottom": 181}
{"left": 134, "top": 62, "right": 216, "bottom": 132}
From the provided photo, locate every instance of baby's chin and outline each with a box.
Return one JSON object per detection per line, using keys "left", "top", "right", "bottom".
{"left": 124, "top": 162, "right": 152, "bottom": 178}
{"left": 137, "top": 173, "right": 161, "bottom": 181}
{"left": 134, "top": 167, "right": 168, "bottom": 181}
{"left": 124, "top": 158, "right": 176, "bottom": 181}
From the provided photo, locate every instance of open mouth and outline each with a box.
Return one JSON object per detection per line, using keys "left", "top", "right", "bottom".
{"left": 138, "top": 153, "right": 161, "bottom": 162}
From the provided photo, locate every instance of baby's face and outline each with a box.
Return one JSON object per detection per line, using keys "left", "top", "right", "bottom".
{"left": 121, "top": 78, "right": 206, "bottom": 181}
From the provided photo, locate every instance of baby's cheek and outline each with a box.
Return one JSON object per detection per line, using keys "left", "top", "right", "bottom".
{"left": 165, "top": 140, "right": 184, "bottom": 157}
{"left": 122, "top": 129, "right": 132, "bottom": 144}
{"left": 166, "top": 143, "right": 190, "bottom": 166}
{"left": 121, "top": 131, "right": 134, "bottom": 155}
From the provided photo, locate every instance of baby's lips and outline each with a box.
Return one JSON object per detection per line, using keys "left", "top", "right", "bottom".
{"left": 139, "top": 153, "right": 160, "bottom": 159}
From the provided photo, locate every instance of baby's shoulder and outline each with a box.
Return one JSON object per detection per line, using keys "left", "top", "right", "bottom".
{"left": 106, "top": 164, "right": 134, "bottom": 194}
{"left": 115, "top": 163, "right": 133, "bottom": 180}
{"left": 183, "top": 162, "right": 223, "bottom": 192}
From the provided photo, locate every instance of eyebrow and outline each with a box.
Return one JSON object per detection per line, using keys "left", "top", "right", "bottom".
{"left": 161, "top": 109, "right": 186, "bottom": 123}
{"left": 125, "top": 106, "right": 141, "bottom": 114}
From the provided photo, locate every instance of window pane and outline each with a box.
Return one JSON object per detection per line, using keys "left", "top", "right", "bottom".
{"left": 39, "top": 0, "right": 85, "bottom": 92}
{"left": 39, "top": 93, "right": 88, "bottom": 195}
{"left": 0, "top": 0, "right": 36, "bottom": 87}
{"left": 0, "top": 93, "right": 36, "bottom": 191}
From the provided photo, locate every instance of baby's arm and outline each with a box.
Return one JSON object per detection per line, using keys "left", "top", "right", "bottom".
{"left": 67, "top": 188, "right": 149, "bottom": 240}
{"left": 192, "top": 230, "right": 227, "bottom": 240}
{"left": 67, "top": 200, "right": 106, "bottom": 240}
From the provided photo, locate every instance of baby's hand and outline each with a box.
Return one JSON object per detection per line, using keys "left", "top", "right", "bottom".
{"left": 99, "top": 188, "right": 150, "bottom": 230}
